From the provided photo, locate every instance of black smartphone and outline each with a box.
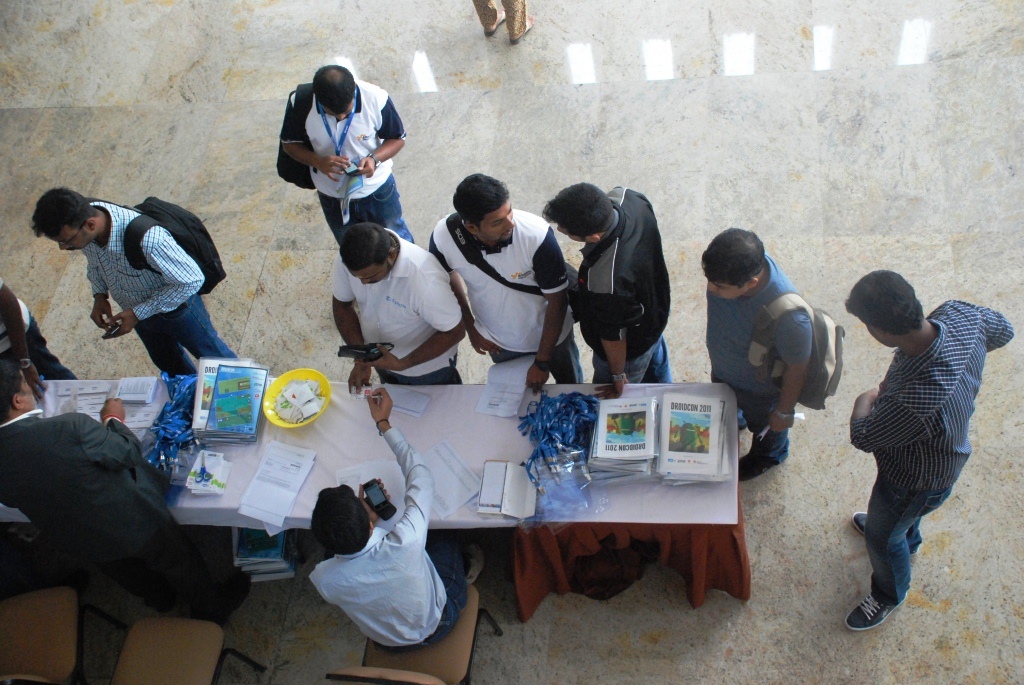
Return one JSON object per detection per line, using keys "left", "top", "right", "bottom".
{"left": 101, "top": 325, "right": 121, "bottom": 340}
{"left": 362, "top": 479, "right": 396, "bottom": 520}
{"left": 337, "top": 342, "right": 394, "bottom": 362}
{"left": 344, "top": 163, "right": 360, "bottom": 176}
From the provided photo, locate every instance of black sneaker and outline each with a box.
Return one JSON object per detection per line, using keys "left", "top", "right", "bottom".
{"left": 738, "top": 454, "right": 780, "bottom": 481}
{"left": 851, "top": 512, "right": 917, "bottom": 555}
{"left": 845, "top": 594, "right": 901, "bottom": 631}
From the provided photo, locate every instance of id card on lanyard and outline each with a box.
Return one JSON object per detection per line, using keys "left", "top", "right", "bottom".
{"left": 317, "top": 88, "right": 363, "bottom": 218}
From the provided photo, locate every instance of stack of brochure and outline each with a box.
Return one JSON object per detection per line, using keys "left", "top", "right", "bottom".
{"left": 184, "top": 450, "right": 231, "bottom": 496}
{"left": 656, "top": 393, "right": 730, "bottom": 483}
{"left": 588, "top": 396, "right": 659, "bottom": 481}
{"left": 232, "top": 528, "right": 296, "bottom": 582}
{"left": 192, "top": 357, "right": 269, "bottom": 444}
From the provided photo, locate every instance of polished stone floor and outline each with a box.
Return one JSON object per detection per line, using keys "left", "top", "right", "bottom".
{"left": 1, "top": 0, "right": 1022, "bottom": 683}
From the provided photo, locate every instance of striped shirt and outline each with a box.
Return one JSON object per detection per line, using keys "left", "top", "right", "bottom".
{"left": 83, "top": 202, "right": 204, "bottom": 321}
{"left": 851, "top": 300, "right": 1014, "bottom": 490}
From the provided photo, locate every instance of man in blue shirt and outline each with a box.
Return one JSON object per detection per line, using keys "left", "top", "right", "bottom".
{"left": 843, "top": 270, "right": 1013, "bottom": 631}
{"left": 703, "top": 228, "right": 812, "bottom": 480}
{"left": 31, "top": 188, "right": 235, "bottom": 376}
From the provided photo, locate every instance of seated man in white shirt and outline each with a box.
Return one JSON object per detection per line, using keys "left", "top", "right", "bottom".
{"left": 309, "top": 388, "right": 468, "bottom": 649}
{"left": 333, "top": 222, "right": 465, "bottom": 389}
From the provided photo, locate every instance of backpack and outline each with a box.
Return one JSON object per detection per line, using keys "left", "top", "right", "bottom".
{"left": 276, "top": 83, "right": 317, "bottom": 189}
{"left": 123, "top": 198, "right": 226, "bottom": 295}
{"left": 748, "top": 292, "right": 844, "bottom": 410}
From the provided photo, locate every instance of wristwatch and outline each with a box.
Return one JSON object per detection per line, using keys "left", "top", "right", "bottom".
{"left": 611, "top": 373, "right": 628, "bottom": 382}
{"left": 367, "top": 152, "right": 380, "bottom": 167}
{"left": 533, "top": 360, "right": 551, "bottom": 373}
{"left": 773, "top": 409, "right": 795, "bottom": 419}
{"left": 18, "top": 358, "right": 32, "bottom": 369}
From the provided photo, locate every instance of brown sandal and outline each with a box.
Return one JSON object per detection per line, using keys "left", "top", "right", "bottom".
{"left": 484, "top": 9, "right": 506, "bottom": 37}
{"left": 509, "top": 16, "right": 534, "bottom": 45}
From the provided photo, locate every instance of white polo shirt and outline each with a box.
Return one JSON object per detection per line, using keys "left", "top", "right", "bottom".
{"left": 302, "top": 80, "right": 397, "bottom": 200}
{"left": 429, "top": 210, "right": 573, "bottom": 353}
{"left": 332, "top": 235, "right": 462, "bottom": 377}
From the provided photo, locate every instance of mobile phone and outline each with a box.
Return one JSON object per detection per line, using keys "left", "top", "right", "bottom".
{"left": 101, "top": 325, "right": 122, "bottom": 340}
{"left": 338, "top": 342, "right": 394, "bottom": 362}
{"left": 362, "top": 479, "right": 397, "bottom": 520}
{"left": 344, "top": 163, "right": 360, "bottom": 176}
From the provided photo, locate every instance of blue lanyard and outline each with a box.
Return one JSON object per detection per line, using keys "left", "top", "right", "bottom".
{"left": 317, "top": 88, "right": 358, "bottom": 157}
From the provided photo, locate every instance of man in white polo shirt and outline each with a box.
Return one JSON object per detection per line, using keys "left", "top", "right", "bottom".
{"left": 281, "top": 65, "right": 414, "bottom": 247}
{"left": 333, "top": 223, "right": 465, "bottom": 389}
{"left": 429, "top": 174, "right": 581, "bottom": 392}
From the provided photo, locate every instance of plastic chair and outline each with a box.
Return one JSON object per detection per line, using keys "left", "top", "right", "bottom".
{"left": 327, "top": 585, "right": 502, "bottom": 685}
{"left": 0, "top": 586, "right": 123, "bottom": 685}
{"left": 109, "top": 616, "right": 265, "bottom": 685}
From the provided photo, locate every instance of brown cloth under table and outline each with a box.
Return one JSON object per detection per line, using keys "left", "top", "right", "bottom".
{"left": 512, "top": 501, "right": 750, "bottom": 621}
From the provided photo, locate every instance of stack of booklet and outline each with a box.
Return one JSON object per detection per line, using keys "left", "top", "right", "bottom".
{"left": 184, "top": 449, "right": 231, "bottom": 496}
{"left": 116, "top": 376, "right": 159, "bottom": 404}
{"left": 232, "top": 528, "right": 296, "bottom": 582}
{"left": 588, "top": 397, "right": 660, "bottom": 482}
{"left": 192, "top": 357, "right": 270, "bottom": 444}
{"left": 656, "top": 392, "right": 730, "bottom": 483}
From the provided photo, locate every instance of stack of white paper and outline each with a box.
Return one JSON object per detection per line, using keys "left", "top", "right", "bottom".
{"left": 116, "top": 376, "right": 159, "bottom": 404}
{"left": 384, "top": 385, "right": 431, "bottom": 417}
{"left": 475, "top": 356, "right": 532, "bottom": 418}
{"left": 238, "top": 441, "right": 316, "bottom": 531}
{"left": 422, "top": 441, "right": 481, "bottom": 519}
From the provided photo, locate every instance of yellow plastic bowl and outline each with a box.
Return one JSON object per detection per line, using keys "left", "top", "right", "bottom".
{"left": 263, "top": 368, "right": 332, "bottom": 428}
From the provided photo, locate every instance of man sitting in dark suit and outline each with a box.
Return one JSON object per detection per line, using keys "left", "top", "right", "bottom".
{"left": 0, "top": 360, "right": 248, "bottom": 624}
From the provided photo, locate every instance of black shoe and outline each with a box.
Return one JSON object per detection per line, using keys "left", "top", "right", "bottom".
{"left": 851, "top": 512, "right": 917, "bottom": 555}
{"left": 845, "top": 594, "right": 901, "bottom": 631}
{"left": 738, "top": 454, "right": 780, "bottom": 481}
{"left": 192, "top": 572, "right": 251, "bottom": 625}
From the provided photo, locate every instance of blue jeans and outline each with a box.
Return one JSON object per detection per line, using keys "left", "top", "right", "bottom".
{"left": 488, "top": 331, "right": 584, "bottom": 384}
{"left": 377, "top": 356, "right": 462, "bottom": 386}
{"left": 713, "top": 374, "right": 789, "bottom": 464}
{"left": 133, "top": 295, "right": 235, "bottom": 376}
{"left": 377, "top": 530, "right": 468, "bottom": 651}
{"left": 0, "top": 317, "right": 77, "bottom": 381}
{"left": 865, "top": 476, "right": 953, "bottom": 605}
{"left": 592, "top": 335, "right": 672, "bottom": 384}
{"left": 318, "top": 175, "right": 414, "bottom": 248}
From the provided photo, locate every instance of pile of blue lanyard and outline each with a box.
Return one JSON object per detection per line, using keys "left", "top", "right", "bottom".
{"left": 146, "top": 372, "right": 199, "bottom": 472}
{"left": 518, "top": 391, "right": 600, "bottom": 487}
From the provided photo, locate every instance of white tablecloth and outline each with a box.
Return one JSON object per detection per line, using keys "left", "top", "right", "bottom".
{"left": 8, "top": 380, "right": 739, "bottom": 529}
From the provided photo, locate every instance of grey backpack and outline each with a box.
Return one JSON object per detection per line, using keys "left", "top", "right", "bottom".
{"left": 748, "top": 293, "right": 844, "bottom": 410}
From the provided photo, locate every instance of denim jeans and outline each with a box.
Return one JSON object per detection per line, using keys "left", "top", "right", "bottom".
{"left": 865, "top": 476, "right": 953, "bottom": 605}
{"left": 377, "top": 530, "right": 468, "bottom": 651}
{"left": 488, "top": 331, "right": 584, "bottom": 384}
{"left": 133, "top": 295, "right": 235, "bottom": 377}
{"left": 712, "top": 374, "right": 789, "bottom": 464}
{"left": 376, "top": 356, "right": 462, "bottom": 386}
{"left": 318, "top": 174, "right": 414, "bottom": 248}
{"left": 0, "top": 317, "right": 77, "bottom": 381}
{"left": 592, "top": 335, "right": 672, "bottom": 384}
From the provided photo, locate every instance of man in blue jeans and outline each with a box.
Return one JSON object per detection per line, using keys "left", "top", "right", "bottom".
{"left": 31, "top": 188, "right": 235, "bottom": 376}
{"left": 309, "top": 389, "right": 470, "bottom": 649}
{"left": 280, "top": 65, "right": 415, "bottom": 247}
{"left": 844, "top": 270, "right": 1013, "bottom": 631}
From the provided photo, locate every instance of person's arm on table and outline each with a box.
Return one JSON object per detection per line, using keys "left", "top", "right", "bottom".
{"left": 597, "top": 336, "right": 629, "bottom": 399}
{"left": 333, "top": 297, "right": 373, "bottom": 392}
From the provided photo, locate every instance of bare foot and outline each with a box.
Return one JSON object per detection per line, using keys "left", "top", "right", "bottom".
{"left": 484, "top": 8, "right": 506, "bottom": 37}
{"left": 510, "top": 15, "right": 534, "bottom": 45}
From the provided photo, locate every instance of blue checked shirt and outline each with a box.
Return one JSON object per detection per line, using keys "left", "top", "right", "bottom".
{"left": 83, "top": 202, "right": 204, "bottom": 321}
{"left": 851, "top": 300, "right": 1014, "bottom": 490}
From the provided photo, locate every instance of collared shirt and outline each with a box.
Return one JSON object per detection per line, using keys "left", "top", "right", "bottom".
{"left": 332, "top": 233, "right": 462, "bottom": 377}
{"left": 281, "top": 79, "right": 405, "bottom": 200}
{"left": 851, "top": 300, "right": 1014, "bottom": 490}
{"left": 0, "top": 408, "right": 42, "bottom": 428}
{"left": 428, "top": 210, "right": 572, "bottom": 353}
{"left": 83, "top": 202, "right": 204, "bottom": 321}
{"left": 308, "top": 428, "right": 445, "bottom": 647}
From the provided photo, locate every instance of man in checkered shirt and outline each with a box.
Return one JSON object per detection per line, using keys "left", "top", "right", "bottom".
{"left": 842, "top": 270, "right": 1013, "bottom": 631}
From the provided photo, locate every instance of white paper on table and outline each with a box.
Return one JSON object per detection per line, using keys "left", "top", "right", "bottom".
{"left": 475, "top": 356, "right": 532, "bottom": 417}
{"left": 56, "top": 381, "right": 112, "bottom": 397}
{"left": 384, "top": 385, "right": 431, "bottom": 417}
{"left": 335, "top": 460, "right": 407, "bottom": 531}
{"left": 238, "top": 441, "right": 316, "bottom": 526}
{"left": 422, "top": 440, "right": 481, "bottom": 519}
{"left": 116, "top": 376, "right": 158, "bottom": 403}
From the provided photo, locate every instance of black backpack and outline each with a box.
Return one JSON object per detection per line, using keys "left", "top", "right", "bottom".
{"left": 122, "top": 198, "right": 226, "bottom": 295}
{"left": 276, "top": 83, "right": 316, "bottom": 189}
{"left": 748, "top": 293, "right": 845, "bottom": 410}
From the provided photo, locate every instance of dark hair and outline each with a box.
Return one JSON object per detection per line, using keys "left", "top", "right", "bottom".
{"left": 340, "top": 223, "right": 394, "bottom": 271}
{"left": 312, "top": 65, "right": 357, "bottom": 114}
{"left": 32, "top": 188, "right": 95, "bottom": 239}
{"left": 845, "top": 270, "right": 924, "bottom": 336}
{"left": 311, "top": 485, "right": 370, "bottom": 556}
{"left": 0, "top": 360, "right": 25, "bottom": 421}
{"left": 542, "top": 183, "right": 614, "bottom": 239}
{"left": 701, "top": 228, "right": 767, "bottom": 286}
{"left": 452, "top": 174, "right": 510, "bottom": 225}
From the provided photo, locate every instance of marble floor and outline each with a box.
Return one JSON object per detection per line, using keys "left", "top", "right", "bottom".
{"left": 2, "top": 0, "right": 1022, "bottom": 683}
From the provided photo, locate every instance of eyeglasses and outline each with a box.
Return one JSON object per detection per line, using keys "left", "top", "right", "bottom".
{"left": 56, "top": 223, "right": 86, "bottom": 248}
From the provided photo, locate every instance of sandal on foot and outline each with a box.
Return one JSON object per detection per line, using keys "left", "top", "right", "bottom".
{"left": 484, "top": 9, "right": 506, "bottom": 37}
{"left": 510, "top": 16, "right": 534, "bottom": 44}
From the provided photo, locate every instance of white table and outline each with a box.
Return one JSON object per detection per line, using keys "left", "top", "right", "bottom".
{"left": 7, "top": 380, "right": 738, "bottom": 529}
